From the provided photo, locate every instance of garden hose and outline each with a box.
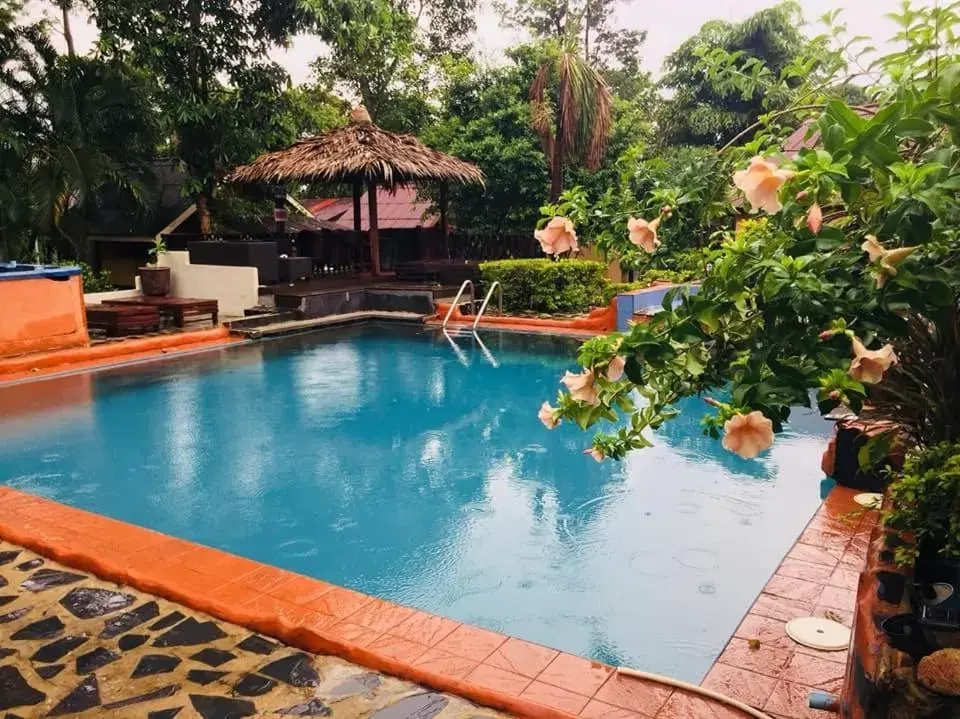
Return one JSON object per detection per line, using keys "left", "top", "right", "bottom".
{"left": 615, "top": 666, "right": 773, "bottom": 719}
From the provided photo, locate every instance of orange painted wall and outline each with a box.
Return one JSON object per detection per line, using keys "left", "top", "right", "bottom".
{"left": 0, "top": 275, "right": 89, "bottom": 359}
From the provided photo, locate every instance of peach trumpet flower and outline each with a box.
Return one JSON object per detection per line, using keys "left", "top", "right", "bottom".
{"left": 722, "top": 411, "right": 775, "bottom": 459}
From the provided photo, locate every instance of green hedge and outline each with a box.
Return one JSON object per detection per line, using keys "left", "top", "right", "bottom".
{"left": 479, "top": 259, "right": 607, "bottom": 314}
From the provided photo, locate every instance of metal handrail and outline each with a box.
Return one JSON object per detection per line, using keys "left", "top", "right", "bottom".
{"left": 472, "top": 281, "right": 502, "bottom": 330}
{"left": 442, "top": 280, "right": 475, "bottom": 329}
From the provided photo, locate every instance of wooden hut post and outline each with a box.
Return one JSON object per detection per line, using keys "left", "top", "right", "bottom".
{"left": 438, "top": 183, "right": 449, "bottom": 258}
{"left": 352, "top": 180, "right": 363, "bottom": 233}
{"left": 367, "top": 180, "right": 381, "bottom": 275}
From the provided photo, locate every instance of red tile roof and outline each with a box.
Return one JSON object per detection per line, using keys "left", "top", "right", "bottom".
{"left": 306, "top": 186, "right": 437, "bottom": 230}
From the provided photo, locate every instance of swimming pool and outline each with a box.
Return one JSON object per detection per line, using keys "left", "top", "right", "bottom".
{"left": 0, "top": 323, "right": 832, "bottom": 682}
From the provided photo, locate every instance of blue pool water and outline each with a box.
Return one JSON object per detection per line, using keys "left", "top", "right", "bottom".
{"left": 0, "top": 324, "right": 832, "bottom": 682}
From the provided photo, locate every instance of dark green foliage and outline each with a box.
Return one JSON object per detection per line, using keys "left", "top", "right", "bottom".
{"left": 60, "top": 261, "right": 115, "bottom": 293}
{"left": 480, "top": 259, "right": 606, "bottom": 313}
{"left": 658, "top": 1, "right": 804, "bottom": 146}
{"left": 885, "top": 443, "right": 960, "bottom": 567}
{"left": 423, "top": 51, "right": 550, "bottom": 233}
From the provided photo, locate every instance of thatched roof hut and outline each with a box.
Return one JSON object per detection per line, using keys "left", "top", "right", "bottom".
{"left": 230, "top": 107, "right": 484, "bottom": 186}
{"left": 229, "top": 107, "right": 484, "bottom": 274}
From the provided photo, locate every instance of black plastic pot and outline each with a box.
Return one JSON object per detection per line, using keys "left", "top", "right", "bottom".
{"left": 881, "top": 613, "right": 932, "bottom": 658}
{"left": 915, "top": 539, "right": 960, "bottom": 586}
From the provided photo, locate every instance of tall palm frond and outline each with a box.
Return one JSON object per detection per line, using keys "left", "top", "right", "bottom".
{"left": 528, "top": 50, "right": 612, "bottom": 200}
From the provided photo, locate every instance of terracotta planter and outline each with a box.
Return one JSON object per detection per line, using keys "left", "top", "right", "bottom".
{"left": 139, "top": 266, "right": 171, "bottom": 297}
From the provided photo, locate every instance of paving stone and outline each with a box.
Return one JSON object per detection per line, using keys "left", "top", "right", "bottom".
{"left": 102, "top": 684, "right": 179, "bottom": 709}
{"left": 187, "top": 669, "right": 227, "bottom": 686}
{"left": 190, "top": 648, "right": 237, "bottom": 667}
{"left": 369, "top": 693, "right": 449, "bottom": 719}
{"left": 31, "top": 636, "right": 88, "bottom": 663}
{"left": 0, "top": 666, "right": 45, "bottom": 711}
{"left": 75, "top": 646, "right": 120, "bottom": 674}
{"left": 0, "top": 607, "right": 31, "bottom": 624}
{"left": 14, "top": 559, "right": 43, "bottom": 571}
{"left": 150, "top": 611, "right": 186, "bottom": 630}
{"left": 10, "top": 616, "right": 64, "bottom": 640}
{"left": 100, "top": 600, "right": 160, "bottom": 638}
{"left": 0, "top": 551, "right": 20, "bottom": 566}
{"left": 329, "top": 671, "right": 381, "bottom": 698}
{"left": 148, "top": 709, "right": 183, "bottom": 719}
{"left": 35, "top": 664, "right": 65, "bottom": 680}
{"left": 0, "top": 595, "right": 16, "bottom": 607}
{"left": 48, "top": 674, "right": 100, "bottom": 716}
{"left": 189, "top": 694, "right": 257, "bottom": 719}
{"left": 60, "top": 587, "right": 136, "bottom": 619}
{"left": 132, "top": 654, "right": 183, "bottom": 678}
{"left": 259, "top": 652, "right": 320, "bottom": 687}
{"left": 233, "top": 673, "right": 278, "bottom": 696}
{"left": 153, "top": 617, "right": 227, "bottom": 647}
{"left": 20, "top": 569, "right": 84, "bottom": 593}
{"left": 275, "top": 698, "right": 334, "bottom": 716}
{"left": 237, "top": 634, "right": 280, "bottom": 655}
{"left": 0, "top": 648, "right": 14, "bottom": 660}
{"left": 118, "top": 633, "right": 149, "bottom": 651}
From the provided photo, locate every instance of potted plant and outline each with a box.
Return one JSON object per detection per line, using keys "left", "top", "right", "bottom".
{"left": 885, "top": 443, "right": 960, "bottom": 587}
{"left": 139, "top": 237, "right": 171, "bottom": 296}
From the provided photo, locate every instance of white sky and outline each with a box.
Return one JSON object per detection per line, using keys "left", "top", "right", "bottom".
{"left": 37, "top": 0, "right": 921, "bottom": 86}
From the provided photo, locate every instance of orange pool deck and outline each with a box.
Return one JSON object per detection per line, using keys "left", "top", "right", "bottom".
{"left": 704, "top": 486, "right": 872, "bottom": 719}
{"left": 0, "top": 485, "right": 869, "bottom": 719}
{"left": 0, "top": 326, "right": 241, "bottom": 382}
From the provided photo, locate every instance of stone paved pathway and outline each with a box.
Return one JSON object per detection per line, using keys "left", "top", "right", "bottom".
{"left": 0, "top": 541, "right": 509, "bottom": 718}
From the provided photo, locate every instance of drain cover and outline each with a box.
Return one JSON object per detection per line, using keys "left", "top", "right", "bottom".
{"left": 786, "top": 617, "right": 850, "bottom": 651}
{"left": 854, "top": 492, "right": 883, "bottom": 509}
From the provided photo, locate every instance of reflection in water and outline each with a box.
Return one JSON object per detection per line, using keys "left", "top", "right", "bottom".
{"left": 0, "top": 324, "right": 831, "bottom": 682}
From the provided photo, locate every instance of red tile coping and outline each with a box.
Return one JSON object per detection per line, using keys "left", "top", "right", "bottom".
{"left": 705, "top": 486, "right": 878, "bottom": 719}
{"left": 428, "top": 300, "right": 616, "bottom": 335}
{"left": 0, "top": 326, "right": 240, "bottom": 381}
{"left": 0, "top": 486, "right": 762, "bottom": 719}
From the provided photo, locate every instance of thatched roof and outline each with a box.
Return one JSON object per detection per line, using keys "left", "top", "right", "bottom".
{"left": 229, "top": 106, "right": 485, "bottom": 187}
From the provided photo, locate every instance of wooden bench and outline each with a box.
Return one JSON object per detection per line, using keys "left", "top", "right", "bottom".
{"left": 103, "top": 297, "right": 219, "bottom": 328}
{"left": 86, "top": 304, "right": 162, "bottom": 336}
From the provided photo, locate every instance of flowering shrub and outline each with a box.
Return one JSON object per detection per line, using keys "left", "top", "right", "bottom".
{"left": 539, "top": 3, "right": 960, "bottom": 462}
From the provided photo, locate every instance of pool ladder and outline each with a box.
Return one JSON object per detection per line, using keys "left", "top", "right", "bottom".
{"left": 440, "top": 280, "right": 500, "bottom": 367}
{"left": 441, "top": 280, "right": 502, "bottom": 330}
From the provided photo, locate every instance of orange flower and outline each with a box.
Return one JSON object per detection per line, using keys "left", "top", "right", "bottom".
{"left": 535, "top": 217, "right": 578, "bottom": 257}
{"left": 606, "top": 354, "right": 626, "bottom": 382}
{"left": 561, "top": 370, "right": 600, "bottom": 405}
{"left": 722, "top": 411, "right": 775, "bottom": 459}
{"left": 807, "top": 203, "right": 823, "bottom": 234}
{"left": 628, "top": 216, "right": 661, "bottom": 253}
{"left": 584, "top": 447, "right": 605, "bottom": 462}
{"left": 733, "top": 156, "right": 795, "bottom": 214}
{"left": 538, "top": 401, "right": 560, "bottom": 429}
{"left": 848, "top": 336, "right": 897, "bottom": 384}
{"left": 861, "top": 235, "right": 918, "bottom": 288}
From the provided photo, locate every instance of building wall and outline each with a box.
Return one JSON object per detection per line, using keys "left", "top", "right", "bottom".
{"left": 158, "top": 251, "right": 258, "bottom": 317}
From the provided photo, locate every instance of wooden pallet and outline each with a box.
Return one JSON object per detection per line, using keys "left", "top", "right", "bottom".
{"left": 86, "top": 304, "right": 162, "bottom": 336}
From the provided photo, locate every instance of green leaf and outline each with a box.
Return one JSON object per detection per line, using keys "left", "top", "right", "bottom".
{"left": 825, "top": 100, "right": 865, "bottom": 135}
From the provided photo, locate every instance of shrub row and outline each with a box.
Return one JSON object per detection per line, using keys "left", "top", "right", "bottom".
{"left": 479, "top": 259, "right": 607, "bottom": 314}
{"left": 479, "top": 259, "right": 699, "bottom": 314}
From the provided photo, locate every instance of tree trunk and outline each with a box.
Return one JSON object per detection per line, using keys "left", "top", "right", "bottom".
{"left": 197, "top": 193, "right": 212, "bottom": 234}
{"left": 550, "top": 71, "right": 567, "bottom": 202}
{"left": 61, "top": 2, "right": 76, "bottom": 56}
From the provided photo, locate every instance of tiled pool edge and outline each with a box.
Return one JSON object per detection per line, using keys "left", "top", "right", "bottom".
{"left": 0, "top": 486, "right": 764, "bottom": 719}
{"left": 702, "top": 486, "right": 875, "bottom": 718}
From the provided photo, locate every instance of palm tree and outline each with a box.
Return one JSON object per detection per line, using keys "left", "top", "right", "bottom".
{"left": 529, "top": 49, "right": 612, "bottom": 201}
